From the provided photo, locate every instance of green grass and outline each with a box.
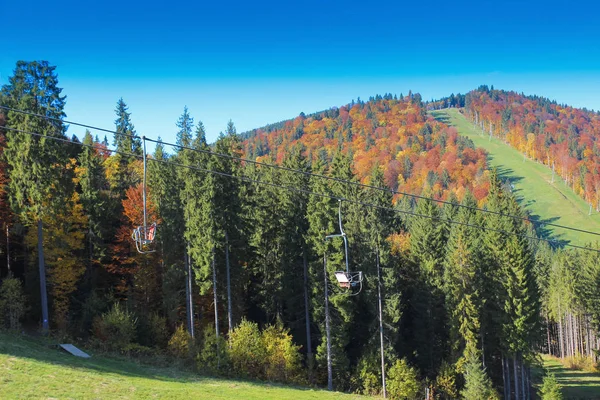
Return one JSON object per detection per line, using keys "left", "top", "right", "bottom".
{"left": 0, "top": 333, "right": 363, "bottom": 399}
{"left": 540, "top": 355, "right": 600, "bottom": 399}
{"left": 431, "top": 108, "right": 600, "bottom": 247}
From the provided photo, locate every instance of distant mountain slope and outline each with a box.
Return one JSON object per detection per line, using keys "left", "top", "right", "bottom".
{"left": 433, "top": 108, "right": 600, "bottom": 246}
{"left": 242, "top": 94, "right": 490, "bottom": 202}
{"left": 465, "top": 86, "right": 600, "bottom": 211}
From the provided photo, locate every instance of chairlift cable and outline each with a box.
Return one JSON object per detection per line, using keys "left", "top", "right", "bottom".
{"left": 3, "top": 125, "right": 600, "bottom": 254}
{"left": 2, "top": 104, "right": 598, "bottom": 238}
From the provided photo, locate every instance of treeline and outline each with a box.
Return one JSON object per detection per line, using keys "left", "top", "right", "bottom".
{"left": 2, "top": 61, "right": 600, "bottom": 399}
{"left": 465, "top": 86, "right": 600, "bottom": 210}
{"left": 537, "top": 246, "right": 600, "bottom": 365}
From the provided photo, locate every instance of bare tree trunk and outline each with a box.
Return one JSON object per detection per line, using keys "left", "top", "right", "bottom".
{"left": 503, "top": 356, "right": 511, "bottom": 400}
{"left": 302, "top": 246, "right": 313, "bottom": 380}
{"left": 211, "top": 247, "right": 220, "bottom": 368}
{"left": 187, "top": 249, "right": 195, "bottom": 339}
{"left": 225, "top": 231, "right": 232, "bottom": 333}
{"left": 513, "top": 357, "right": 520, "bottom": 400}
{"left": 324, "top": 254, "right": 332, "bottom": 391}
{"left": 376, "top": 247, "right": 387, "bottom": 398}
{"left": 520, "top": 355, "right": 525, "bottom": 400}
{"left": 38, "top": 219, "right": 49, "bottom": 332}
{"left": 6, "top": 224, "right": 10, "bottom": 274}
{"left": 558, "top": 313, "right": 564, "bottom": 359}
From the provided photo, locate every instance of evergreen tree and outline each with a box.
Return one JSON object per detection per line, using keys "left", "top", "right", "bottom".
{"left": 461, "top": 351, "right": 498, "bottom": 400}
{"left": 110, "top": 98, "right": 140, "bottom": 197}
{"left": 1, "top": 60, "right": 70, "bottom": 331}
{"left": 538, "top": 373, "right": 563, "bottom": 400}
{"left": 408, "top": 196, "right": 448, "bottom": 377}
{"left": 444, "top": 191, "right": 483, "bottom": 365}
{"left": 77, "top": 131, "right": 111, "bottom": 272}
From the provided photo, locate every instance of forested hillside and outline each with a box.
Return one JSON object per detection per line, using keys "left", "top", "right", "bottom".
{"left": 242, "top": 93, "right": 490, "bottom": 202}
{"left": 465, "top": 86, "right": 600, "bottom": 210}
{"left": 1, "top": 61, "right": 600, "bottom": 399}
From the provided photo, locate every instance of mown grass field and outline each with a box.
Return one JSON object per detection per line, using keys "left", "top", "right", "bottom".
{"left": 540, "top": 355, "right": 600, "bottom": 399}
{"left": 431, "top": 108, "right": 600, "bottom": 247}
{"left": 0, "top": 333, "right": 362, "bottom": 399}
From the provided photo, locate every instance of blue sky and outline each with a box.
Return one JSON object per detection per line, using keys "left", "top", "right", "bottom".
{"left": 2, "top": 0, "right": 599, "bottom": 146}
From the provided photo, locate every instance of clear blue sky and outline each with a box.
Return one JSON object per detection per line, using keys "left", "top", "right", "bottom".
{"left": 2, "top": 0, "right": 599, "bottom": 146}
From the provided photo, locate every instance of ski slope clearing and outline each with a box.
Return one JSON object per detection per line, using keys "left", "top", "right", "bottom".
{"left": 432, "top": 108, "right": 600, "bottom": 248}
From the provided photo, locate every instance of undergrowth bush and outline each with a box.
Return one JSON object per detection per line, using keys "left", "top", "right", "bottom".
{"left": 92, "top": 303, "right": 137, "bottom": 353}
{"left": 197, "top": 325, "right": 229, "bottom": 375}
{"left": 0, "top": 277, "right": 26, "bottom": 331}
{"left": 387, "top": 358, "right": 420, "bottom": 400}
{"left": 168, "top": 324, "right": 195, "bottom": 362}
{"left": 262, "top": 324, "right": 303, "bottom": 384}
{"left": 227, "top": 319, "right": 304, "bottom": 383}
{"left": 563, "top": 355, "right": 597, "bottom": 372}
{"left": 229, "top": 319, "right": 265, "bottom": 379}
{"left": 352, "top": 352, "right": 381, "bottom": 395}
{"left": 137, "top": 313, "right": 168, "bottom": 349}
{"left": 539, "top": 373, "right": 563, "bottom": 400}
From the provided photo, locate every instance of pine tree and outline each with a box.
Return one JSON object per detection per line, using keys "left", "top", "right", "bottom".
{"left": 110, "top": 98, "right": 140, "bottom": 197}
{"left": 444, "top": 191, "right": 483, "bottom": 365}
{"left": 77, "top": 131, "right": 111, "bottom": 273}
{"left": 538, "top": 373, "right": 563, "bottom": 400}
{"left": 408, "top": 196, "right": 448, "bottom": 377}
{"left": 1, "top": 60, "right": 70, "bottom": 331}
{"left": 461, "top": 351, "right": 499, "bottom": 400}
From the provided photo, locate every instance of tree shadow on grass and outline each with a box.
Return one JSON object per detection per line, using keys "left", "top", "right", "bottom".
{"left": 0, "top": 334, "right": 192, "bottom": 383}
{"left": 0, "top": 333, "right": 321, "bottom": 393}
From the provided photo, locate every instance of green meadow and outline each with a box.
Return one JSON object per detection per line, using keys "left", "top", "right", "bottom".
{"left": 0, "top": 333, "right": 362, "bottom": 400}
{"left": 432, "top": 108, "right": 600, "bottom": 248}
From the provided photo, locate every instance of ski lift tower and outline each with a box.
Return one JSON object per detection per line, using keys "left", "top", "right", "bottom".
{"left": 323, "top": 199, "right": 364, "bottom": 391}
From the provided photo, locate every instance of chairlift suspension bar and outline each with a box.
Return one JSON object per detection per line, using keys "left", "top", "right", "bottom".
{"left": 142, "top": 136, "right": 148, "bottom": 231}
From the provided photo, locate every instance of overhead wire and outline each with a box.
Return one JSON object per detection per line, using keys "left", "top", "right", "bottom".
{"left": 2, "top": 105, "right": 600, "bottom": 239}
{"left": 3, "top": 124, "right": 600, "bottom": 254}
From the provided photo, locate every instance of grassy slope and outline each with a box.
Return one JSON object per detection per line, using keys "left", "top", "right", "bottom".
{"left": 0, "top": 333, "right": 362, "bottom": 400}
{"left": 432, "top": 108, "right": 600, "bottom": 247}
{"left": 540, "top": 355, "right": 600, "bottom": 399}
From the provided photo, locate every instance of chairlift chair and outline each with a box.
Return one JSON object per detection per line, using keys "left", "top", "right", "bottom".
{"left": 325, "top": 200, "right": 364, "bottom": 295}
{"left": 132, "top": 136, "right": 157, "bottom": 254}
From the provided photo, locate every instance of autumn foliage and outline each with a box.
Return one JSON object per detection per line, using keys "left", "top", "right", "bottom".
{"left": 465, "top": 86, "right": 600, "bottom": 209}
{"left": 243, "top": 94, "right": 490, "bottom": 203}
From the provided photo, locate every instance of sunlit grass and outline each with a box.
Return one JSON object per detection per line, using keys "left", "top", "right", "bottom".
{"left": 432, "top": 108, "right": 600, "bottom": 248}
{"left": 541, "top": 354, "right": 600, "bottom": 399}
{"left": 0, "top": 333, "right": 362, "bottom": 399}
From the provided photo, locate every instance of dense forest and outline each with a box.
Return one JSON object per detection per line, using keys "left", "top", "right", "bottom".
{"left": 465, "top": 86, "right": 600, "bottom": 211}
{"left": 1, "top": 61, "right": 599, "bottom": 400}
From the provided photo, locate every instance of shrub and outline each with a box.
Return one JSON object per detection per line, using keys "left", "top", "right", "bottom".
{"left": 461, "top": 352, "right": 499, "bottom": 400}
{"left": 0, "top": 277, "right": 26, "bottom": 331}
{"left": 435, "top": 361, "right": 459, "bottom": 399}
{"left": 197, "top": 325, "right": 229, "bottom": 375}
{"left": 168, "top": 324, "right": 195, "bottom": 361}
{"left": 229, "top": 319, "right": 265, "bottom": 379}
{"left": 387, "top": 359, "right": 420, "bottom": 400}
{"left": 262, "top": 324, "right": 303, "bottom": 384}
{"left": 92, "top": 303, "right": 137, "bottom": 353}
{"left": 137, "top": 313, "right": 169, "bottom": 349}
{"left": 352, "top": 353, "right": 381, "bottom": 395}
{"left": 563, "top": 355, "right": 596, "bottom": 372}
{"left": 539, "top": 373, "right": 563, "bottom": 400}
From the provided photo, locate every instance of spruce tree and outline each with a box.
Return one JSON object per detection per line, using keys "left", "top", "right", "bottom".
{"left": 1, "top": 61, "right": 69, "bottom": 331}
{"left": 408, "top": 196, "right": 448, "bottom": 377}
{"left": 444, "top": 191, "right": 483, "bottom": 365}
{"left": 461, "top": 351, "right": 498, "bottom": 400}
